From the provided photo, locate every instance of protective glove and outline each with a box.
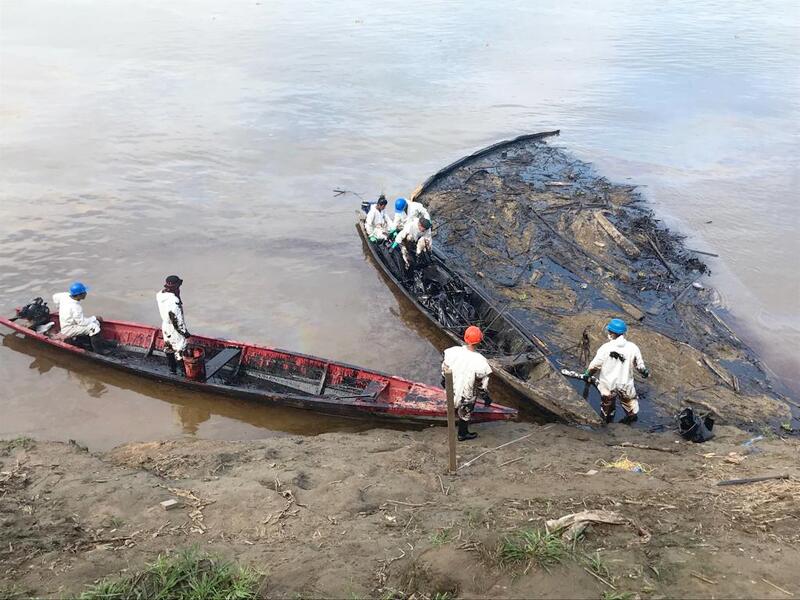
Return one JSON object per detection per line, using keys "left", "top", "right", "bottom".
{"left": 478, "top": 388, "right": 492, "bottom": 406}
{"left": 368, "top": 235, "right": 377, "bottom": 243}
{"left": 581, "top": 369, "right": 591, "bottom": 381}
{"left": 388, "top": 228, "right": 397, "bottom": 236}
{"left": 639, "top": 367, "right": 650, "bottom": 379}
{"left": 390, "top": 241, "right": 399, "bottom": 250}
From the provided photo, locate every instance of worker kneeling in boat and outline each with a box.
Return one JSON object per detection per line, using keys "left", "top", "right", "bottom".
{"left": 392, "top": 216, "right": 433, "bottom": 270}
{"left": 442, "top": 325, "right": 492, "bottom": 441}
{"left": 390, "top": 197, "right": 430, "bottom": 236}
{"left": 53, "top": 282, "right": 107, "bottom": 354}
{"left": 365, "top": 195, "right": 392, "bottom": 242}
{"left": 156, "top": 275, "right": 191, "bottom": 375}
{"left": 584, "top": 318, "right": 649, "bottom": 424}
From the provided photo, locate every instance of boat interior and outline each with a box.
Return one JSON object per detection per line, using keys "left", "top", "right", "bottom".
{"left": 37, "top": 317, "right": 401, "bottom": 402}
{"left": 364, "top": 230, "right": 556, "bottom": 387}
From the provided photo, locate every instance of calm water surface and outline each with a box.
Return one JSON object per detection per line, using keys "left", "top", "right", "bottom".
{"left": 1, "top": 0, "right": 798, "bottom": 448}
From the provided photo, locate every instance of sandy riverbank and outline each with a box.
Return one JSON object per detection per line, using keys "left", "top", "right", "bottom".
{"left": 2, "top": 422, "right": 798, "bottom": 598}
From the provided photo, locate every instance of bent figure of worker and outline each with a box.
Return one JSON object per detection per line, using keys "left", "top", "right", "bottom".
{"left": 53, "top": 282, "right": 107, "bottom": 354}
{"left": 584, "top": 318, "right": 649, "bottom": 424}
{"left": 390, "top": 197, "right": 430, "bottom": 236}
{"left": 156, "top": 275, "right": 190, "bottom": 375}
{"left": 442, "top": 325, "right": 492, "bottom": 441}
{"left": 365, "top": 195, "right": 391, "bottom": 242}
{"left": 392, "top": 216, "right": 433, "bottom": 271}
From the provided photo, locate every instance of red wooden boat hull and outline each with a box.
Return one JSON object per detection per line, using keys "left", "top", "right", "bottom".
{"left": 0, "top": 314, "right": 517, "bottom": 424}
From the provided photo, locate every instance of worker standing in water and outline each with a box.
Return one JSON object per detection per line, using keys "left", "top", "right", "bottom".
{"left": 442, "top": 325, "right": 492, "bottom": 441}
{"left": 156, "top": 275, "right": 190, "bottom": 375}
{"left": 390, "top": 197, "right": 430, "bottom": 235}
{"left": 392, "top": 216, "right": 433, "bottom": 270}
{"left": 584, "top": 318, "right": 649, "bottom": 424}
{"left": 52, "top": 282, "right": 107, "bottom": 354}
{"left": 365, "top": 195, "right": 392, "bottom": 242}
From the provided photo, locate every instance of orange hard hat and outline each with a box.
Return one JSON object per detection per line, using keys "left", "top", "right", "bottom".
{"left": 464, "top": 325, "right": 483, "bottom": 345}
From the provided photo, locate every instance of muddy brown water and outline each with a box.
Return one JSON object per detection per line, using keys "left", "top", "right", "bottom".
{"left": 1, "top": 1, "right": 798, "bottom": 448}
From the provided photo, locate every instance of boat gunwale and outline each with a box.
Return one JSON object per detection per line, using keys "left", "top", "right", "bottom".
{"left": 0, "top": 315, "right": 517, "bottom": 424}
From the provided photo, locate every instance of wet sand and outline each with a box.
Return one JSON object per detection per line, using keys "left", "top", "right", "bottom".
{"left": 2, "top": 425, "right": 798, "bottom": 598}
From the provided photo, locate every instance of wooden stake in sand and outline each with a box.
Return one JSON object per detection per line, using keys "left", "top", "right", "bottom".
{"left": 444, "top": 369, "right": 457, "bottom": 474}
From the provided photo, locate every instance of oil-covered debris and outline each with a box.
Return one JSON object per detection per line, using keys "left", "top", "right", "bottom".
{"left": 415, "top": 131, "right": 792, "bottom": 428}
{"left": 359, "top": 226, "right": 602, "bottom": 425}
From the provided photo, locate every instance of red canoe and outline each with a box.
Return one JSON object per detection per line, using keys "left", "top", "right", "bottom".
{"left": 0, "top": 314, "right": 517, "bottom": 424}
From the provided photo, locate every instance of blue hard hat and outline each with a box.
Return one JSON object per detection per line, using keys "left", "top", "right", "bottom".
{"left": 69, "top": 281, "right": 88, "bottom": 296}
{"left": 607, "top": 318, "right": 627, "bottom": 335}
{"left": 395, "top": 197, "right": 408, "bottom": 212}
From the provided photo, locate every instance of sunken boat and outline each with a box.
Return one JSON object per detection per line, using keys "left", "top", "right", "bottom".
{"left": 405, "top": 130, "right": 793, "bottom": 428}
{"left": 0, "top": 312, "right": 517, "bottom": 424}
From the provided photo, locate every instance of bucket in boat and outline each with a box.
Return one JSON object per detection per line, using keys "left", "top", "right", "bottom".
{"left": 183, "top": 346, "right": 206, "bottom": 381}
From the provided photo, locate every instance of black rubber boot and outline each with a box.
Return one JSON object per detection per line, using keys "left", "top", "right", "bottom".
{"left": 620, "top": 413, "right": 639, "bottom": 425}
{"left": 166, "top": 352, "right": 178, "bottom": 374}
{"left": 89, "top": 333, "right": 109, "bottom": 355}
{"left": 458, "top": 420, "right": 478, "bottom": 441}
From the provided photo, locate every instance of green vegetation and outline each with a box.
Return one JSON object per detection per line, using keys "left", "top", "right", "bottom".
{"left": 80, "top": 548, "right": 263, "bottom": 600}
{"left": 498, "top": 528, "right": 570, "bottom": 572}
{"left": 429, "top": 527, "right": 454, "bottom": 547}
{"left": 0, "top": 436, "right": 35, "bottom": 452}
{"left": 583, "top": 551, "right": 612, "bottom": 581}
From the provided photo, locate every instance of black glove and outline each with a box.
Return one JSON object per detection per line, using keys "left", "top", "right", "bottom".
{"left": 478, "top": 388, "right": 492, "bottom": 406}
{"left": 639, "top": 367, "right": 650, "bottom": 379}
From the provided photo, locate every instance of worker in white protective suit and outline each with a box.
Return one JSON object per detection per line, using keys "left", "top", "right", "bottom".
{"left": 441, "top": 325, "right": 492, "bottom": 441}
{"left": 365, "top": 195, "right": 392, "bottom": 242}
{"left": 52, "top": 282, "right": 108, "bottom": 354}
{"left": 156, "top": 275, "right": 190, "bottom": 375}
{"left": 391, "top": 216, "right": 433, "bottom": 270}
{"left": 390, "top": 197, "right": 430, "bottom": 235}
{"left": 584, "top": 318, "right": 649, "bottom": 424}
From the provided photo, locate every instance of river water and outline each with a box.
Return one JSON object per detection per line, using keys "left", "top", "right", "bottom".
{"left": 1, "top": 0, "right": 798, "bottom": 449}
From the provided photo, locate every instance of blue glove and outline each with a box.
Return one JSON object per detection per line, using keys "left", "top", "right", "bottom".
{"left": 582, "top": 369, "right": 591, "bottom": 381}
{"left": 391, "top": 241, "right": 399, "bottom": 249}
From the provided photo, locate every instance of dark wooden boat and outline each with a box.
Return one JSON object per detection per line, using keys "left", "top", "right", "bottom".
{"left": 357, "top": 219, "right": 602, "bottom": 425}
{"left": 0, "top": 314, "right": 517, "bottom": 424}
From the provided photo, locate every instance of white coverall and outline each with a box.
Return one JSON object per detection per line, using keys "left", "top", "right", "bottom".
{"left": 156, "top": 291, "right": 189, "bottom": 359}
{"left": 441, "top": 345, "right": 492, "bottom": 421}
{"left": 588, "top": 335, "right": 646, "bottom": 416}
{"left": 365, "top": 204, "right": 391, "bottom": 240}
{"left": 395, "top": 218, "right": 433, "bottom": 267}
{"left": 392, "top": 201, "right": 430, "bottom": 232}
{"left": 52, "top": 292, "right": 101, "bottom": 338}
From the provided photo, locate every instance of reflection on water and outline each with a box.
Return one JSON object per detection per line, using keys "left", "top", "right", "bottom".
{"left": 0, "top": 0, "right": 797, "bottom": 447}
{"left": 0, "top": 333, "right": 396, "bottom": 449}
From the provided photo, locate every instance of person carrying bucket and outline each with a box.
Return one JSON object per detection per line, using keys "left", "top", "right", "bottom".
{"left": 441, "top": 325, "right": 492, "bottom": 441}
{"left": 584, "top": 318, "right": 649, "bottom": 424}
{"left": 156, "top": 275, "right": 190, "bottom": 375}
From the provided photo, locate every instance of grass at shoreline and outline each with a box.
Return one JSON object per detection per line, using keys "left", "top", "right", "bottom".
{"left": 79, "top": 548, "right": 264, "bottom": 600}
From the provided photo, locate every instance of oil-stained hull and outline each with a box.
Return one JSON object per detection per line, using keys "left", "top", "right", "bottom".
{"left": 356, "top": 221, "right": 602, "bottom": 425}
